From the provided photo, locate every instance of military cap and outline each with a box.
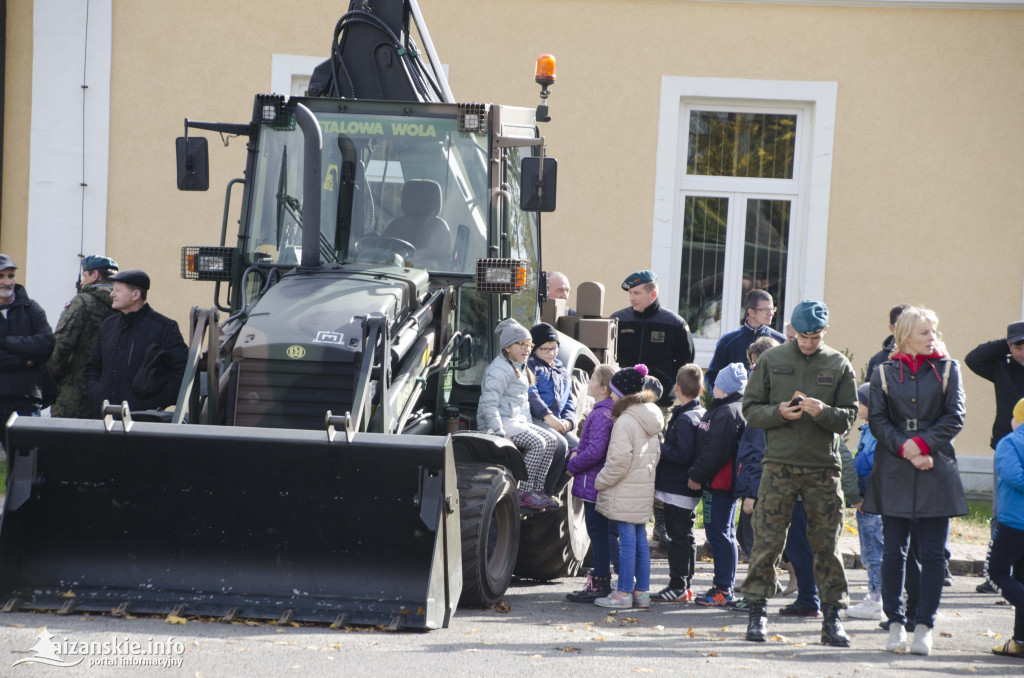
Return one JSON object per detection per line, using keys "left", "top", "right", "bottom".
{"left": 0, "top": 254, "right": 18, "bottom": 271}
{"left": 110, "top": 269, "right": 150, "bottom": 291}
{"left": 81, "top": 255, "right": 119, "bottom": 272}
{"left": 790, "top": 300, "right": 829, "bottom": 333}
{"left": 621, "top": 270, "right": 657, "bottom": 290}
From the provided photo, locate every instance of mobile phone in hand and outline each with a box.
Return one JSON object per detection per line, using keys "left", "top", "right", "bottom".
{"left": 788, "top": 395, "right": 804, "bottom": 407}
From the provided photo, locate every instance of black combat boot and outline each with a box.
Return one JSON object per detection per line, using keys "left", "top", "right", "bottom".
{"left": 746, "top": 600, "right": 768, "bottom": 642}
{"left": 653, "top": 505, "right": 671, "bottom": 545}
{"left": 821, "top": 604, "right": 851, "bottom": 647}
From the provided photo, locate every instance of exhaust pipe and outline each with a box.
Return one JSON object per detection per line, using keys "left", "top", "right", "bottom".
{"left": 296, "top": 103, "right": 323, "bottom": 270}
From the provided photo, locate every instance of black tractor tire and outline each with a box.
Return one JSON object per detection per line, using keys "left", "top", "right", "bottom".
{"left": 513, "top": 480, "right": 590, "bottom": 580}
{"left": 456, "top": 462, "right": 521, "bottom": 608}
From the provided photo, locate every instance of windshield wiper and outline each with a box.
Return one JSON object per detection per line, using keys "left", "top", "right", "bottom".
{"left": 275, "top": 190, "right": 337, "bottom": 264}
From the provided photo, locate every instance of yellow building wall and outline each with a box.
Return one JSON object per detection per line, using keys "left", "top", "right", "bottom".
{"left": 40, "top": 0, "right": 1024, "bottom": 454}
{"left": 1, "top": 0, "right": 33, "bottom": 268}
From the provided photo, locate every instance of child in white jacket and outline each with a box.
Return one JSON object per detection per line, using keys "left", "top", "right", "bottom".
{"left": 594, "top": 364, "right": 664, "bottom": 609}
{"left": 477, "top": 318, "right": 561, "bottom": 510}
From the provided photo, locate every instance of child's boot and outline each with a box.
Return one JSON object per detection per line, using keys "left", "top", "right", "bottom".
{"left": 566, "top": 575, "right": 611, "bottom": 603}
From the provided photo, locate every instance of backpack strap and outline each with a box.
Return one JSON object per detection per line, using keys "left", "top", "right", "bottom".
{"left": 878, "top": 365, "right": 888, "bottom": 394}
{"left": 942, "top": 360, "right": 951, "bottom": 394}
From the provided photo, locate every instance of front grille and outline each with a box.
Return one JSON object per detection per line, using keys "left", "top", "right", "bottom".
{"left": 234, "top": 359, "right": 357, "bottom": 430}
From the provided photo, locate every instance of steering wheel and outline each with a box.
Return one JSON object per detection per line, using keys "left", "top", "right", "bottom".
{"left": 354, "top": 235, "right": 417, "bottom": 260}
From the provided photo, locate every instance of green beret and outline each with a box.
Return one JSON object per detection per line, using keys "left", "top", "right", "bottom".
{"left": 621, "top": 270, "right": 657, "bottom": 290}
{"left": 81, "top": 255, "right": 119, "bottom": 272}
{"left": 790, "top": 299, "right": 829, "bottom": 333}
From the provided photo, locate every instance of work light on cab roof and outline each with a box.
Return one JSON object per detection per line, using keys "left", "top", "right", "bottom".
{"left": 535, "top": 54, "right": 556, "bottom": 122}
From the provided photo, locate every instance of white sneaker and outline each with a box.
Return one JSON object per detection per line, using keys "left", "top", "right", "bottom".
{"left": 847, "top": 592, "right": 882, "bottom": 620}
{"left": 910, "top": 624, "right": 933, "bottom": 655}
{"left": 887, "top": 624, "right": 907, "bottom": 652}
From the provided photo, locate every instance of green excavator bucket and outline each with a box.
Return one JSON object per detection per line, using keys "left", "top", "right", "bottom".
{"left": 0, "top": 416, "right": 461, "bottom": 630}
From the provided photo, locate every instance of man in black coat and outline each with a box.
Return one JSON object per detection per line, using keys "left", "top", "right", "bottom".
{"left": 966, "top": 321, "right": 1024, "bottom": 450}
{"left": 611, "top": 270, "right": 694, "bottom": 409}
{"left": 0, "top": 254, "right": 55, "bottom": 426}
{"left": 965, "top": 320, "right": 1024, "bottom": 594}
{"left": 85, "top": 269, "right": 188, "bottom": 415}
{"left": 867, "top": 304, "right": 909, "bottom": 379}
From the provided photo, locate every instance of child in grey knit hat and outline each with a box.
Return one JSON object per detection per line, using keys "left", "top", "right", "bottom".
{"left": 477, "top": 318, "right": 561, "bottom": 510}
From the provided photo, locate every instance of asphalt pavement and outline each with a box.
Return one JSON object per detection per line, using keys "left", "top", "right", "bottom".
{"left": 0, "top": 548, "right": 1018, "bottom": 678}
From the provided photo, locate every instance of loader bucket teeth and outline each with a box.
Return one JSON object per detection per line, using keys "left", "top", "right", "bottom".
{"left": 0, "top": 417, "right": 461, "bottom": 629}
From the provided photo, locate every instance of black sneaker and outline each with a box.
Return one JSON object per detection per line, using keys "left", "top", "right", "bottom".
{"left": 976, "top": 580, "right": 1000, "bottom": 594}
{"left": 652, "top": 587, "right": 693, "bottom": 603}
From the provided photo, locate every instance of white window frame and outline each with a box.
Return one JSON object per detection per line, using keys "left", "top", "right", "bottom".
{"left": 271, "top": 54, "right": 327, "bottom": 98}
{"left": 651, "top": 77, "right": 838, "bottom": 365}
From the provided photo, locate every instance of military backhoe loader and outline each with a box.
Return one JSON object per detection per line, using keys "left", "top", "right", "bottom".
{"left": 0, "top": 0, "right": 603, "bottom": 630}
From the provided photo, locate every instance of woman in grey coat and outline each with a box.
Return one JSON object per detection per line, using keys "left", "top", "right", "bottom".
{"left": 863, "top": 306, "right": 967, "bottom": 656}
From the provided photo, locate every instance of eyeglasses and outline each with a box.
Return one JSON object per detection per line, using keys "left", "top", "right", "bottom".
{"left": 535, "top": 346, "right": 558, "bottom": 354}
{"left": 752, "top": 306, "right": 777, "bottom": 314}
{"left": 513, "top": 341, "right": 533, "bottom": 350}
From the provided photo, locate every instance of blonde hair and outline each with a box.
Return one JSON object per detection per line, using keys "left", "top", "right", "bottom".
{"left": 891, "top": 306, "right": 945, "bottom": 356}
{"left": 501, "top": 345, "right": 536, "bottom": 385}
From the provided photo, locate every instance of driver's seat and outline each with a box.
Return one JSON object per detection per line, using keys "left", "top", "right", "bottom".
{"left": 383, "top": 179, "right": 452, "bottom": 267}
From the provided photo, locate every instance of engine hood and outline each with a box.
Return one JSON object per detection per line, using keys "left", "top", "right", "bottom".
{"left": 233, "top": 266, "right": 429, "bottom": 362}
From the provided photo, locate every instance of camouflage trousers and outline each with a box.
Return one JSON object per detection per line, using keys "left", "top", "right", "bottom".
{"left": 740, "top": 462, "right": 849, "bottom": 607}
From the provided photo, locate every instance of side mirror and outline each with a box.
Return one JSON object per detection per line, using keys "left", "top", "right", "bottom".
{"left": 520, "top": 157, "right": 557, "bottom": 212}
{"left": 176, "top": 137, "right": 209, "bottom": 191}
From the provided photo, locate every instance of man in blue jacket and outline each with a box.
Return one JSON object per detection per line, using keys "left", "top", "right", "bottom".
{"left": 705, "top": 290, "right": 785, "bottom": 391}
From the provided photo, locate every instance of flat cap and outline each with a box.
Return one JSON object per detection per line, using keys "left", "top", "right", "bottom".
{"left": 81, "top": 255, "right": 119, "bottom": 272}
{"left": 110, "top": 269, "right": 150, "bottom": 291}
{"left": 1007, "top": 321, "right": 1024, "bottom": 344}
{"left": 621, "top": 270, "right": 657, "bottom": 290}
{"left": 790, "top": 299, "right": 829, "bottom": 334}
{"left": 0, "top": 254, "right": 18, "bottom": 271}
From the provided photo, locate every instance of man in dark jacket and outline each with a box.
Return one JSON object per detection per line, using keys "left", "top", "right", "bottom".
{"left": 0, "top": 254, "right": 56, "bottom": 428}
{"left": 611, "top": 270, "right": 694, "bottom": 409}
{"left": 705, "top": 289, "right": 785, "bottom": 391}
{"left": 867, "top": 304, "right": 909, "bottom": 379}
{"left": 966, "top": 321, "right": 1024, "bottom": 450}
{"left": 47, "top": 255, "right": 118, "bottom": 418}
{"left": 965, "top": 320, "right": 1024, "bottom": 593}
{"left": 85, "top": 269, "right": 188, "bottom": 415}
{"left": 739, "top": 299, "right": 857, "bottom": 647}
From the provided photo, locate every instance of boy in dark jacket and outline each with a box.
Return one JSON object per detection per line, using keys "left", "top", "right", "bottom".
{"left": 689, "top": 362, "right": 747, "bottom": 606}
{"left": 651, "top": 364, "right": 705, "bottom": 602}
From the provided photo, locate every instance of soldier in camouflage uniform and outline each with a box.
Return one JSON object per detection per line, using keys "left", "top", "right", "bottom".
{"left": 46, "top": 255, "right": 118, "bottom": 418}
{"left": 739, "top": 300, "right": 858, "bottom": 647}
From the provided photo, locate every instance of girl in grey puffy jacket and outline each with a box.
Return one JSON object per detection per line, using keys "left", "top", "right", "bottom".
{"left": 477, "top": 318, "right": 561, "bottom": 510}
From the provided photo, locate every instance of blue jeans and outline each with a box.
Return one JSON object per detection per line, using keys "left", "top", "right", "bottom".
{"left": 882, "top": 516, "right": 948, "bottom": 628}
{"left": 583, "top": 501, "right": 612, "bottom": 578}
{"left": 784, "top": 501, "right": 820, "bottom": 611}
{"left": 613, "top": 521, "right": 650, "bottom": 593}
{"left": 988, "top": 521, "right": 1024, "bottom": 641}
{"left": 705, "top": 494, "right": 739, "bottom": 592}
{"left": 856, "top": 510, "right": 884, "bottom": 594}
